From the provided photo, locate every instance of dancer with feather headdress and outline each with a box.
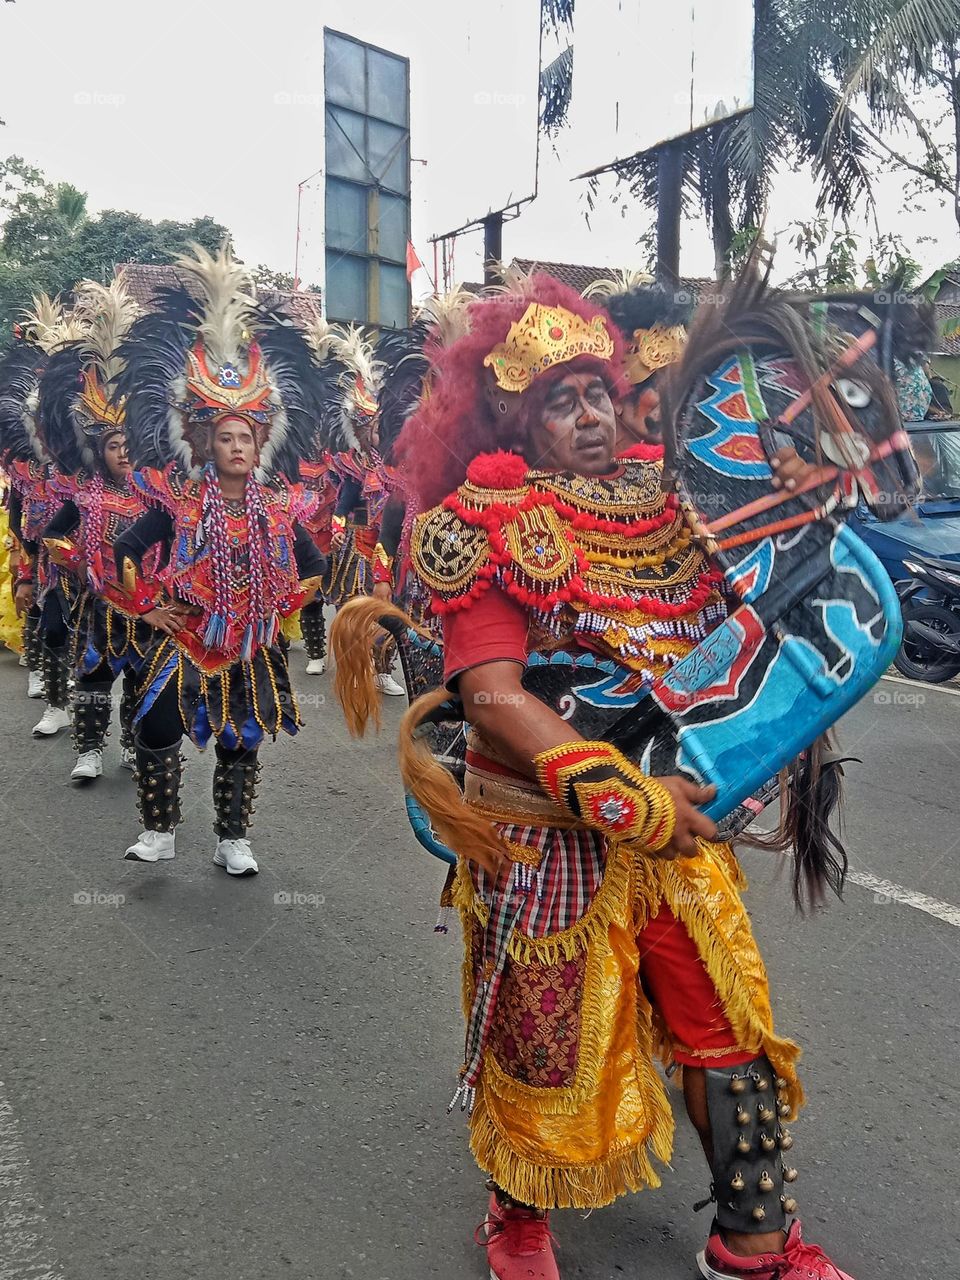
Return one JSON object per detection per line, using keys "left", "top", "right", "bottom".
{"left": 109, "top": 243, "right": 326, "bottom": 875}
{"left": 0, "top": 294, "right": 86, "bottom": 735}
{"left": 38, "top": 274, "right": 157, "bottom": 783}
{"left": 319, "top": 324, "right": 411, "bottom": 692}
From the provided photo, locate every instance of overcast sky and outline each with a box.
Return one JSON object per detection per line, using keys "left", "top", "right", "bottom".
{"left": 2, "top": 0, "right": 958, "bottom": 295}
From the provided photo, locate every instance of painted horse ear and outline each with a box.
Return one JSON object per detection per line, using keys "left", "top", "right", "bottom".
{"left": 835, "top": 378, "right": 872, "bottom": 409}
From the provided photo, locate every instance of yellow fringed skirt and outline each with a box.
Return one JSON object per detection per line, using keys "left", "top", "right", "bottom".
{"left": 0, "top": 507, "right": 23, "bottom": 654}
{"left": 455, "top": 833, "right": 803, "bottom": 1211}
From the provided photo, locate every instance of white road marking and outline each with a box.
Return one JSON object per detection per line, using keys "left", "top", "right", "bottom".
{"left": 740, "top": 832, "right": 960, "bottom": 928}
{"left": 880, "top": 672, "right": 960, "bottom": 698}
{"left": 0, "top": 1086, "right": 66, "bottom": 1280}
{"left": 844, "top": 870, "right": 960, "bottom": 928}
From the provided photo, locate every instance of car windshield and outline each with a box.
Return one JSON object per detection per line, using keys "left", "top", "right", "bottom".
{"left": 910, "top": 427, "right": 960, "bottom": 500}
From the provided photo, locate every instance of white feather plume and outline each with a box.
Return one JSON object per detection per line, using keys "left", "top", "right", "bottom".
{"left": 174, "top": 241, "right": 257, "bottom": 368}
{"left": 72, "top": 274, "right": 142, "bottom": 383}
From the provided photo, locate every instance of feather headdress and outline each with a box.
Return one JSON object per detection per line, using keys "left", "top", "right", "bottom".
{"left": 39, "top": 275, "right": 143, "bottom": 474}
{"left": 0, "top": 293, "right": 87, "bottom": 464}
{"left": 327, "top": 324, "right": 385, "bottom": 450}
{"left": 375, "top": 288, "right": 475, "bottom": 462}
{"left": 114, "top": 242, "right": 321, "bottom": 479}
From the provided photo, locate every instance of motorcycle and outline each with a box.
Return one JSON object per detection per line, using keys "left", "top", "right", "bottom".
{"left": 894, "top": 554, "right": 960, "bottom": 682}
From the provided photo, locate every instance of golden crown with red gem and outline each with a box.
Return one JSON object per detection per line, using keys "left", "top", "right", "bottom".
{"left": 483, "top": 303, "right": 614, "bottom": 394}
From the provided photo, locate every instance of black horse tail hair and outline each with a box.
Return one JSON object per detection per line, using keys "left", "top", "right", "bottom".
{"left": 783, "top": 733, "right": 855, "bottom": 911}
{"left": 736, "top": 732, "right": 855, "bottom": 911}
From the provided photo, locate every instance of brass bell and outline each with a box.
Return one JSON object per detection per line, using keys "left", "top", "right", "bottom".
{"left": 731, "top": 1172, "right": 745, "bottom": 1191}
{"left": 736, "top": 1136, "right": 751, "bottom": 1155}
{"left": 778, "top": 1101, "right": 791, "bottom": 1118}
{"left": 782, "top": 1196, "right": 798, "bottom": 1214}
{"left": 758, "top": 1171, "right": 774, "bottom": 1193}
{"left": 736, "top": 1107, "right": 750, "bottom": 1127}
{"left": 760, "top": 1133, "right": 776, "bottom": 1152}
{"left": 775, "top": 1077, "right": 788, "bottom": 1090}
{"left": 779, "top": 1131, "right": 794, "bottom": 1151}
{"left": 751, "top": 1206, "right": 766, "bottom": 1222}
{"left": 758, "top": 1105, "right": 775, "bottom": 1124}
{"left": 754, "top": 1074, "right": 769, "bottom": 1091}
{"left": 783, "top": 1167, "right": 798, "bottom": 1183}
{"left": 730, "top": 1075, "right": 747, "bottom": 1095}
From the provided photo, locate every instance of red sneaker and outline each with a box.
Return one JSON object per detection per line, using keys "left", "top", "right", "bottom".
{"left": 476, "top": 1192, "right": 560, "bottom": 1280}
{"left": 698, "top": 1219, "right": 855, "bottom": 1280}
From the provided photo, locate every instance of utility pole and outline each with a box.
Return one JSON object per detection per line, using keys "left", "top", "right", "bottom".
{"left": 482, "top": 211, "right": 503, "bottom": 287}
{"left": 656, "top": 142, "right": 683, "bottom": 287}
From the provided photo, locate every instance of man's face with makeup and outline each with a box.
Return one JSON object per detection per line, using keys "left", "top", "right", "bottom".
{"left": 525, "top": 370, "right": 617, "bottom": 476}
{"left": 616, "top": 377, "right": 663, "bottom": 446}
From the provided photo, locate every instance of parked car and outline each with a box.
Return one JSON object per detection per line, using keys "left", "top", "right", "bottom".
{"left": 849, "top": 419, "right": 960, "bottom": 581}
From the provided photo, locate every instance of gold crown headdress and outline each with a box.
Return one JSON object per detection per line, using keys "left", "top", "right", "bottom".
{"left": 583, "top": 269, "right": 688, "bottom": 387}
{"left": 483, "top": 302, "right": 614, "bottom": 394}
{"left": 623, "top": 324, "right": 688, "bottom": 386}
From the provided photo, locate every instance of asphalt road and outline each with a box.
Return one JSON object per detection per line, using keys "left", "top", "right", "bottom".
{"left": 0, "top": 645, "right": 958, "bottom": 1280}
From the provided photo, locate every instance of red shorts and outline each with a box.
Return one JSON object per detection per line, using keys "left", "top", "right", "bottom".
{"left": 638, "top": 904, "right": 757, "bottom": 1069}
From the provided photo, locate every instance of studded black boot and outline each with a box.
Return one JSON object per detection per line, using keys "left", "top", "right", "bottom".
{"left": 118, "top": 670, "right": 137, "bottom": 769}
{"left": 42, "top": 642, "right": 70, "bottom": 710}
{"left": 301, "top": 601, "right": 326, "bottom": 662}
{"left": 698, "top": 1056, "right": 798, "bottom": 1234}
{"left": 125, "top": 742, "right": 182, "bottom": 862}
{"left": 212, "top": 747, "right": 261, "bottom": 876}
{"left": 70, "top": 681, "right": 112, "bottom": 782}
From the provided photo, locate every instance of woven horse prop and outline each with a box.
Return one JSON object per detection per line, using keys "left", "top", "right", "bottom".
{"left": 520, "top": 280, "right": 922, "bottom": 898}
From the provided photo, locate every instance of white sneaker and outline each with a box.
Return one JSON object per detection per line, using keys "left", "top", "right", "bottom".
{"left": 71, "top": 750, "right": 103, "bottom": 782}
{"left": 120, "top": 746, "right": 136, "bottom": 771}
{"left": 305, "top": 656, "right": 326, "bottom": 675}
{"left": 124, "top": 830, "right": 176, "bottom": 862}
{"left": 213, "top": 838, "right": 259, "bottom": 876}
{"left": 32, "top": 705, "right": 71, "bottom": 736}
{"left": 27, "top": 671, "right": 44, "bottom": 698}
{"left": 18, "top": 653, "right": 27, "bottom": 667}
{"left": 376, "top": 672, "right": 405, "bottom": 697}
{"left": 289, "top": 637, "right": 305, "bottom": 651}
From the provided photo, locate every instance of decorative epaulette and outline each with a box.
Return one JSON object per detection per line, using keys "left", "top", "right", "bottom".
{"left": 130, "top": 464, "right": 196, "bottom": 514}
{"left": 411, "top": 450, "right": 698, "bottom": 618}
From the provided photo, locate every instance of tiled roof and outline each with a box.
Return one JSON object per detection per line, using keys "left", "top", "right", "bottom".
{"left": 512, "top": 258, "right": 711, "bottom": 297}
{"left": 115, "top": 263, "right": 321, "bottom": 326}
{"left": 933, "top": 301, "right": 960, "bottom": 356}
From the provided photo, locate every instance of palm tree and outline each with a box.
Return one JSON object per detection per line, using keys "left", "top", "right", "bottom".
{"left": 52, "top": 182, "right": 88, "bottom": 236}
{"left": 825, "top": 3, "right": 960, "bottom": 235}
{"left": 543, "top": 0, "right": 960, "bottom": 276}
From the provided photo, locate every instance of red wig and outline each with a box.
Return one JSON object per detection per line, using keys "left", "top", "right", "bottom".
{"left": 395, "top": 273, "right": 627, "bottom": 511}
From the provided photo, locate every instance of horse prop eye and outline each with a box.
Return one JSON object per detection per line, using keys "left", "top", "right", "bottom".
{"left": 835, "top": 378, "right": 872, "bottom": 408}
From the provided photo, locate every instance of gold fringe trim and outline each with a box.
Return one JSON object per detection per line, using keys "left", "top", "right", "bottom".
{"left": 507, "top": 842, "right": 630, "bottom": 968}
{"left": 469, "top": 1077, "right": 671, "bottom": 1211}
{"left": 660, "top": 856, "right": 805, "bottom": 1119}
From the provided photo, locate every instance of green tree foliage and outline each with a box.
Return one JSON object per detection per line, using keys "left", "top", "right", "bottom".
{"left": 0, "top": 156, "right": 231, "bottom": 346}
